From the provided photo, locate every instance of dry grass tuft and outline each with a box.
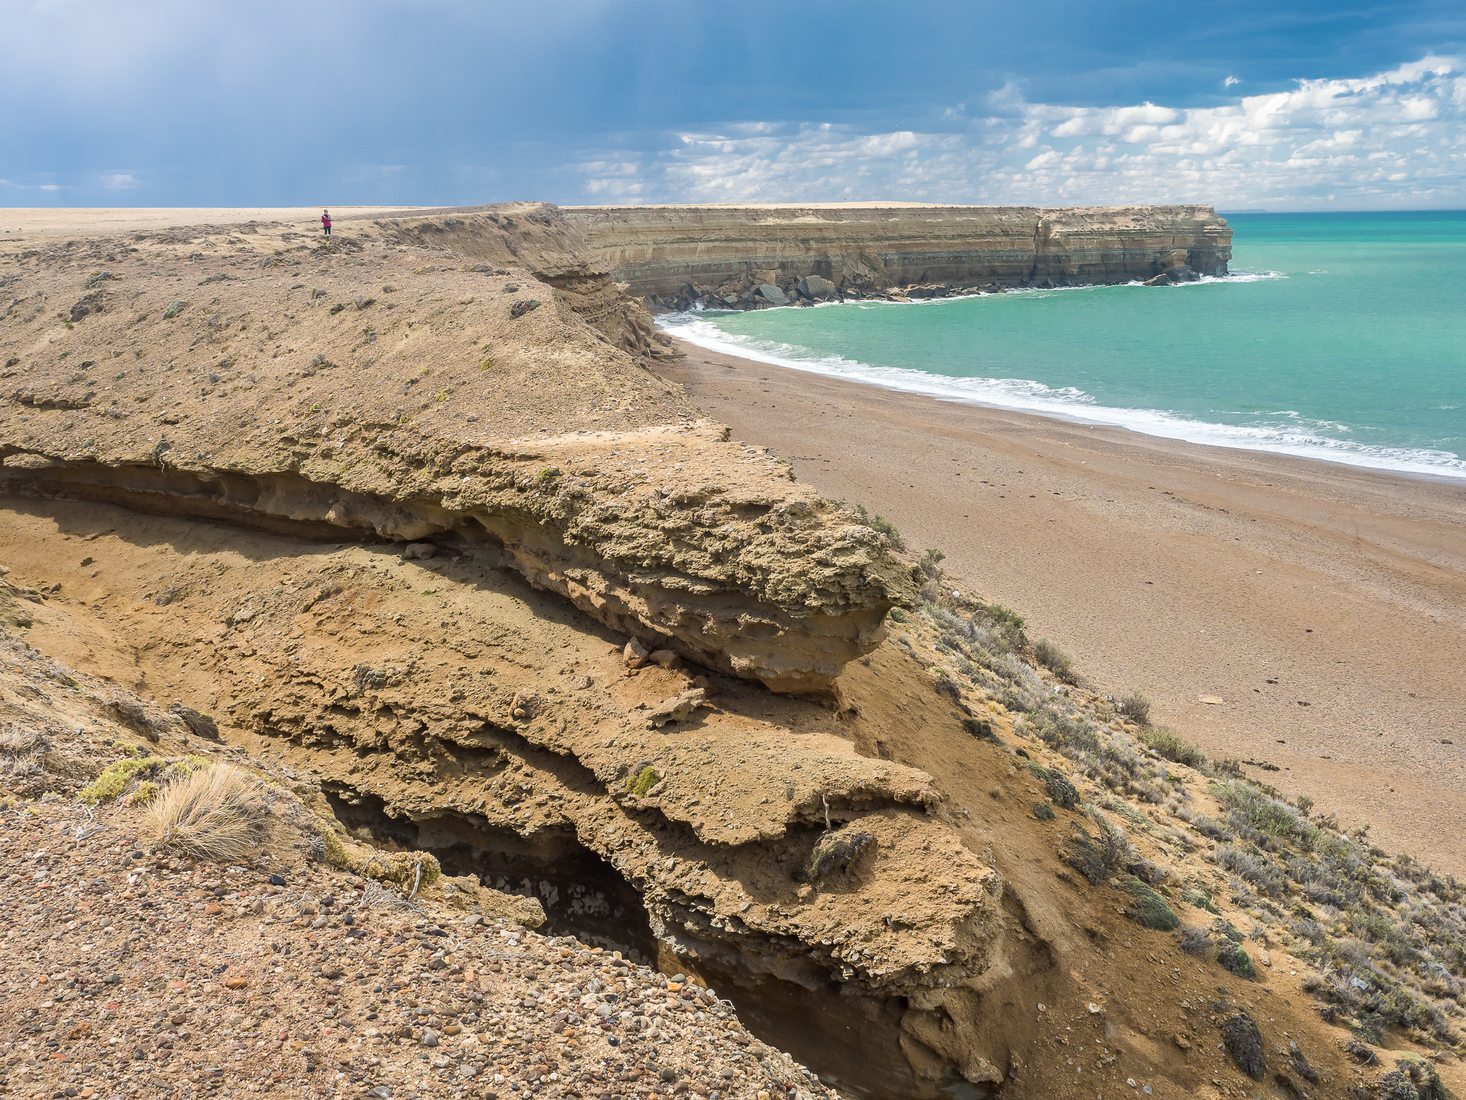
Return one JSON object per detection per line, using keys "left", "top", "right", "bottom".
{"left": 144, "top": 763, "right": 263, "bottom": 861}
{"left": 0, "top": 726, "right": 43, "bottom": 756}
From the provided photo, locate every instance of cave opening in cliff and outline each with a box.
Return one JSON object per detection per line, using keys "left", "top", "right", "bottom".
{"left": 321, "top": 782, "right": 660, "bottom": 963}
{"left": 320, "top": 782, "right": 992, "bottom": 1100}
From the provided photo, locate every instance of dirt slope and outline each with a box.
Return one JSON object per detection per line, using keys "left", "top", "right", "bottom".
{"left": 0, "top": 622, "right": 833, "bottom": 1100}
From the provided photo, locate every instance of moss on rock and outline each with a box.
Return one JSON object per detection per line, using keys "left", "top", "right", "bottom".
{"left": 79, "top": 755, "right": 165, "bottom": 804}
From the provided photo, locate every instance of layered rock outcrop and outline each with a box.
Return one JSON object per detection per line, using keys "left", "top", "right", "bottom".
{"left": 0, "top": 205, "right": 911, "bottom": 694}
{"left": 565, "top": 203, "right": 1232, "bottom": 308}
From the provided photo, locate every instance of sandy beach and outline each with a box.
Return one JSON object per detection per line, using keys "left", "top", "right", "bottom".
{"left": 665, "top": 338, "right": 1466, "bottom": 874}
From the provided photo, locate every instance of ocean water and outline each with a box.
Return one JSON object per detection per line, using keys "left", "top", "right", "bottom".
{"left": 662, "top": 211, "right": 1466, "bottom": 479}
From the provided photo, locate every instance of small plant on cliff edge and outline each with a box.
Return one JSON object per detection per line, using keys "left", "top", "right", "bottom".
{"left": 802, "top": 829, "right": 876, "bottom": 883}
{"left": 626, "top": 766, "right": 661, "bottom": 798}
{"left": 854, "top": 504, "right": 905, "bottom": 550}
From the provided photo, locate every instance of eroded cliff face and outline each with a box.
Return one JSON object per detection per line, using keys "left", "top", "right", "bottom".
{"left": 565, "top": 203, "right": 1232, "bottom": 308}
{"left": 0, "top": 205, "right": 911, "bottom": 694}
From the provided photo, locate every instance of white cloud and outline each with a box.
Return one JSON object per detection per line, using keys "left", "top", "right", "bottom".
{"left": 101, "top": 172, "right": 140, "bottom": 190}
{"left": 574, "top": 55, "right": 1466, "bottom": 210}
{"left": 1224, "top": 75, "right": 1240, "bottom": 88}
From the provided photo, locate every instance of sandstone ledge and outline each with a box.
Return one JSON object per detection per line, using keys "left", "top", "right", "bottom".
{"left": 0, "top": 205, "right": 913, "bottom": 693}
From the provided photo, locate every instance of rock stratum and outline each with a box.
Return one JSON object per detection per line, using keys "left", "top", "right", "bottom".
{"left": 565, "top": 203, "right": 1232, "bottom": 309}
{"left": 0, "top": 204, "right": 1456, "bottom": 1100}
{"left": 0, "top": 203, "right": 911, "bottom": 695}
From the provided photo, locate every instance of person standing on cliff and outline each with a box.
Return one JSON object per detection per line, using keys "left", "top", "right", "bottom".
{"left": 321, "top": 209, "right": 332, "bottom": 238}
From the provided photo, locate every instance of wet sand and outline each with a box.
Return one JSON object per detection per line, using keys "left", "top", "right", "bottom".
{"left": 665, "top": 339, "right": 1466, "bottom": 874}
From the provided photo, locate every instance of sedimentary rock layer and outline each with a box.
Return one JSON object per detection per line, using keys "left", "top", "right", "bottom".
{"left": 565, "top": 203, "right": 1232, "bottom": 306}
{"left": 0, "top": 204, "right": 912, "bottom": 693}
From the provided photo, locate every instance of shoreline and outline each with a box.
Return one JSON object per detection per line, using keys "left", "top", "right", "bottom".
{"left": 664, "top": 336, "right": 1466, "bottom": 874}
{"left": 661, "top": 311, "right": 1466, "bottom": 484}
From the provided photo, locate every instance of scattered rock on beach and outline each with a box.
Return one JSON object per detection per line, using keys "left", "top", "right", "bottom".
{"left": 797, "top": 275, "right": 836, "bottom": 301}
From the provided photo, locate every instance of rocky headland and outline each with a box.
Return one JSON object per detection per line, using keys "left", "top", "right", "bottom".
{"left": 0, "top": 204, "right": 1458, "bottom": 1100}
{"left": 565, "top": 203, "right": 1232, "bottom": 310}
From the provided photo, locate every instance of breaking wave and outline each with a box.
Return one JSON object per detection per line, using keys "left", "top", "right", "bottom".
{"left": 660, "top": 312, "right": 1466, "bottom": 481}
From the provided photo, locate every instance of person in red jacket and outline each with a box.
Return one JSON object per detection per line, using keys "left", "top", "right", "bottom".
{"left": 321, "top": 209, "right": 332, "bottom": 237}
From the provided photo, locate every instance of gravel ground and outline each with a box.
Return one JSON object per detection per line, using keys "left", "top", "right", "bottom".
{"left": 1, "top": 798, "right": 836, "bottom": 1100}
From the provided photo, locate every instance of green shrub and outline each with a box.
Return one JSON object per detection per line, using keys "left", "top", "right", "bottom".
{"left": 917, "top": 548, "right": 945, "bottom": 579}
{"left": 932, "top": 668, "right": 962, "bottom": 702}
{"left": 854, "top": 504, "right": 904, "bottom": 550}
{"left": 961, "top": 716, "right": 999, "bottom": 743}
{"left": 1211, "top": 779, "right": 1308, "bottom": 844}
{"left": 1141, "top": 726, "right": 1207, "bottom": 769}
{"left": 1180, "top": 885, "right": 1219, "bottom": 914}
{"left": 80, "top": 755, "right": 165, "bottom": 804}
{"left": 1033, "top": 638, "right": 1077, "bottom": 684}
{"left": 1121, "top": 876, "right": 1179, "bottom": 930}
{"left": 1217, "top": 938, "right": 1257, "bottom": 979}
{"left": 1218, "top": 842, "right": 1289, "bottom": 897}
{"left": 982, "top": 603, "right": 1026, "bottom": 640}
{"left": 1065, "top": 813, "right": 1131, "bottom": 885}
{"left": 1376, "top": 1058, "right": 1449, "bottom": 1100}
{"left": 1029, "top": 764, "right": 1079, "bottom": 809}
{"left": 1221, "top": 1011, "right": 1265, "bottom": 1079}
{"left": 1032, "top": 801, "right": 1056, "bottom": 821}
{"left": 1115, "top": 691, "right": 1151, "bottom": 726}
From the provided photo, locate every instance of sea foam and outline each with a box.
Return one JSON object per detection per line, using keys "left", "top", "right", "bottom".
{"left": 661, "top": 307, "right": 1466, "bottom": 481}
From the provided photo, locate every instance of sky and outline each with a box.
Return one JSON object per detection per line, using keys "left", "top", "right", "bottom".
{"left": 3, "top": 0, "right": 1465, "bottom": 210}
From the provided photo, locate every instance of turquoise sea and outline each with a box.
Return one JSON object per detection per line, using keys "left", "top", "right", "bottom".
{"left": 662, "top": 212, "right": 1466, "bottom": 479}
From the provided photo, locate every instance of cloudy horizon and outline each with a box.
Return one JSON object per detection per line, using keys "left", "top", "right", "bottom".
{"left": 4, "top": 0, "right": 1465, "bottom": 211}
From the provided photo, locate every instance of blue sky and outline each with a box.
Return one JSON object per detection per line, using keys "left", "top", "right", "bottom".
{"left": 3, "top": 0, "right": 1465, "bottom": 209}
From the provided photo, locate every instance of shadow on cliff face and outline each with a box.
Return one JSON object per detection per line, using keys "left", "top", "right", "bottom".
{"left": 324, "top": 782, "right": 661, "bottom": 961}
{"left": 321, "top": 781, "right": 995, "bottom": 1100}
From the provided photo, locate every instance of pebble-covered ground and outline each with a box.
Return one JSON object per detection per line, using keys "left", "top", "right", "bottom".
{"left": 1, "top": 799, "right": 837, "bottom": 1100}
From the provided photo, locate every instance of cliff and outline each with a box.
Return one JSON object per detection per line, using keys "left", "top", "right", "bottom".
{"left": 564, "top": 203, "right": 1232, "bottom": 308}
{"left": 0, "top": 203, "right": 910, "bottom": 695}
{"left": 1, "top": 205, "right": 1455, "bottom": 1100}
